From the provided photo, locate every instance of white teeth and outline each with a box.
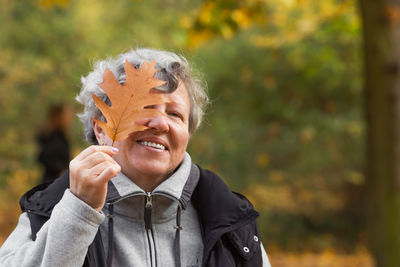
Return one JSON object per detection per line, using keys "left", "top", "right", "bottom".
{"left": 138, "top": 141, "right": 166, "bottom": 150}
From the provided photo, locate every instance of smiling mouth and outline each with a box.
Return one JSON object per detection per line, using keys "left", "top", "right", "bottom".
{"left": 137, "top": 140, "right": 166, "bottom": 151}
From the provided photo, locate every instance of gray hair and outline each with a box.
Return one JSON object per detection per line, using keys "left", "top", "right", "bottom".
{"left": 76, "top": 48, "right": 209, "bottom": 144}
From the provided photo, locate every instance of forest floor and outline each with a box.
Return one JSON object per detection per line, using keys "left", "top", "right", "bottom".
{"left": 269, "top": 249, "right": 374, "bottom": 267}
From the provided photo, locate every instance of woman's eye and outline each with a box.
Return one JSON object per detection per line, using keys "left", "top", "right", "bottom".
{"left": 169, "top": 112, "right": 183, "bottom": 120}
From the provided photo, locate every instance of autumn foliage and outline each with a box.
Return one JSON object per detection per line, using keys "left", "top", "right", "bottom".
{"left": 0, "top": 0, "right": 374, "bottom": 266}
{"left": 93, "top": 61, "right": 167, "bottom": 143}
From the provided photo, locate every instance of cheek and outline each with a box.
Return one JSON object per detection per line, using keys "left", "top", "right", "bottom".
{"left": 113, "top": 139, "right": 127, "bottom": 151}
{"left": 113, "top": 139, "right": 133, "bottom": 160}
{"left": 175, "top": 130, "right": 190, "bottom": 153}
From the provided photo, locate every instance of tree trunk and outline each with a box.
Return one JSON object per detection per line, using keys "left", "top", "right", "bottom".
{"left": 358, "top": 0, "right": 400, "bottom": 266}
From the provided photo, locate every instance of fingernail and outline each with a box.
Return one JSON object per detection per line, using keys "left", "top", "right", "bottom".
{"left": 112, "top": 147, "right": 119, "bottom": 153}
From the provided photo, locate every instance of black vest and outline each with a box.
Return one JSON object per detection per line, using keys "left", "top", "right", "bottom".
{"left": 20, "top": 166, "right": 263, "bottom": 267}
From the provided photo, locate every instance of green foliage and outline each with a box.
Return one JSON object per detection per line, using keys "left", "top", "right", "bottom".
{"left": 0, "top": 0, "right": 364, "bottom": 253}
{"left": 187, "top": 0, "right": 364, "bottom": 251}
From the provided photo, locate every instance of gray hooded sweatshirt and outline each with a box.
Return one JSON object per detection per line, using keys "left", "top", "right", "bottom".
{"left": 0, "top": 153, "right": 271, "bottom": 267}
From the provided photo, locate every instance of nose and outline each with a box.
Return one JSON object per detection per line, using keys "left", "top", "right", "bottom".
{"left": 148, "top": 115, "right": 169, "bottom": 132}
{"left": 136, "top": 114, "right": 169, "bottom": 132}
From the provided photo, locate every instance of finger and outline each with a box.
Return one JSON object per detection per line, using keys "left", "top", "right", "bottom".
{"left": 75, "top": 145, "right": 119, "bottom": 161}
{"left": 82, "top": 151, "right": 117, "bottom": 170}
{"left": 88, "top": 160, "right": 116, "bottom": 177}
{"left": 97, "top": 163, "right": 121, "bottom": 184}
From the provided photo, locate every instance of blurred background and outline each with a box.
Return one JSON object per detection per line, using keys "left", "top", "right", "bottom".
{"left": 1, "top": 0, "right": 397, "bottom": 266}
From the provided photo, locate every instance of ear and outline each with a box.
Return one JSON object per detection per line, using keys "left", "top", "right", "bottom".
{"left": 92, "top": 119, "right": 106, "bottom": 144}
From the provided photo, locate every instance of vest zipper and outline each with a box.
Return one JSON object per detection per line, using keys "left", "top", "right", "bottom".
{"left": 145, "top": 192, "right": 157, "bottom": 267}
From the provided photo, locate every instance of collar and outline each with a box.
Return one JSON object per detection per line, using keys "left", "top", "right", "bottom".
{"left": 105, "top": 152, "right": 198, "bottom": 208}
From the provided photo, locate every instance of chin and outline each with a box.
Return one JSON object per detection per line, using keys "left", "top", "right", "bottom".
{"left": 134, "top": 159, "right": 171, "bottom": 178}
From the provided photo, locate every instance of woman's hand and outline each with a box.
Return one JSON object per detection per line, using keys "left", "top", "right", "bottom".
{"left": 69, "top": 146, "right": 121, "bottom": 211}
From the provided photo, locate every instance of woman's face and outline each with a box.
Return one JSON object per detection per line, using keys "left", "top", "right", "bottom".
{"left": 94, "top": 82, "right": 191, "bottom": 187}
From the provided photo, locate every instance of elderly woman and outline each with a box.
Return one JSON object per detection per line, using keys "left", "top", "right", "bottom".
{"left": 0, "top": 49, "right": 271, "bottom": 267}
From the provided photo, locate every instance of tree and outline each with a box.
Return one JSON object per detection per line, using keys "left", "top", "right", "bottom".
{"left": 190, "top": 0, "right": 400, "bottom": 265}
{"left": 358, "top": 1, "right": 400, "bottom": 266}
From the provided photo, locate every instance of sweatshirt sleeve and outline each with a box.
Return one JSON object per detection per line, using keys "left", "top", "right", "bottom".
{"left": 0, "top": 189, "right": 105, "bottom": 267}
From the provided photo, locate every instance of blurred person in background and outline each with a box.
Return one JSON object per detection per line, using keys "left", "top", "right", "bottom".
{"left": 37, "top": 103, "right": 72, "bottom": 184}
{"left": 0, "top": 48, "right": 271, "bottom": 267}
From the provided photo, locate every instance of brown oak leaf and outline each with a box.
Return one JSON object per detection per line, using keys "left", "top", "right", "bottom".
{"left": 92, "top": 60, "right": 167, "bottom": 143}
